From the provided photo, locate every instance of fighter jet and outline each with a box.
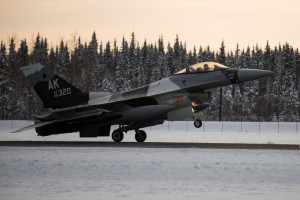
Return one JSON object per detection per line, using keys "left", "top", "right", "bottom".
{"left": 13, "top": 62, "right": 273, "bottom": 142}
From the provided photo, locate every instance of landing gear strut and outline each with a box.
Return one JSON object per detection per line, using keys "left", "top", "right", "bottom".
{"left": 194, "top": 119, "right": 202, "bottom": 128}
{"left": 135, "top": 130, "right": 147, "bottom": 142}
{"left": 112, "top": 130, "right": 124, "bottom": 142}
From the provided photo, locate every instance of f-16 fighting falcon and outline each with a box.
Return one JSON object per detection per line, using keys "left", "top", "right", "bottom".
{"left": 13, "top": 62, "right": 273, "bottom": 142}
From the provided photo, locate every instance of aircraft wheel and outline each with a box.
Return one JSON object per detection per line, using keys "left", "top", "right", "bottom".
{"left": 194, "top": 119, "right": 202, "bottom": 128}
{"left": 135, "top": 130, "right": 147, "bottom": 142}
{"left": 112, "top": 130, "right": 124, "bottom": 143}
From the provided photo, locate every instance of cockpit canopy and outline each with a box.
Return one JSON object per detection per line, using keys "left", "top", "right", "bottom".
{"left": 175, "top": 62, "right": 228, "bottom": 74}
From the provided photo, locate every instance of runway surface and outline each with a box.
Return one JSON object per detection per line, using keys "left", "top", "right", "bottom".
{"left": 0, "top": 141, "right": 299, "bottom": 150}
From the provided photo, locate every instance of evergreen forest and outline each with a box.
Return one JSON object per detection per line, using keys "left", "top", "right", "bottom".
{"left": 0, "top": 32, "right": 299, "bottom": 121}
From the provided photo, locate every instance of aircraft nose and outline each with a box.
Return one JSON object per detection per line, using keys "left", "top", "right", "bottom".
{"left": 237, "top": 69, "right": 274, "bottom": 82}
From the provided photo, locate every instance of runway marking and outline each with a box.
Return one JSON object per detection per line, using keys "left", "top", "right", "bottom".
{"left": 0, "top": 141, "right": 299, "bottom": 150}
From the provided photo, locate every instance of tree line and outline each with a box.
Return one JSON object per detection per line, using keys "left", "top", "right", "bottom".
{"left": 0, "top": 32, "right": 299, "bottom": 121}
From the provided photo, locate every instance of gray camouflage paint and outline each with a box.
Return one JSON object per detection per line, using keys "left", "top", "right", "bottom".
{"left": 21, "top": 63, "right": 56, "bottom": 85}
{"left": 86, "top": 69, "right": 234, "bottom": 120}
{"left": 21, "top": 62, "right": 272, "bottom": 121}
{"left": 19, "top": 62, "right": 273, "bottom": 134}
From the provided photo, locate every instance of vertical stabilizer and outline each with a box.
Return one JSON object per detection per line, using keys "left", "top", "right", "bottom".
{"left": 21, "top": 63, "right": 88, "bottom": 108}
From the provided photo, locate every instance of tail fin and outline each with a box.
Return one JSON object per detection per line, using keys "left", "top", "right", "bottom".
{"left": 21, "top": 63, "right": 89, "bottom": 109}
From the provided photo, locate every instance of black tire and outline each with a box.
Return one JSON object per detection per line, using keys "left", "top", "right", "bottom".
{"left": 194, "top": 119, "right": 202, "bottom": 128}
{"left": 112, "top": 130, "right": 124, "bottom": 143}
{"left": 135, "top": 130, "right": 147, "bottom": 142}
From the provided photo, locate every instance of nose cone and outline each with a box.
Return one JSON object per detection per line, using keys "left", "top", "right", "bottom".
{"left": 238, "top": 69, "right": 274, "bottom": 82}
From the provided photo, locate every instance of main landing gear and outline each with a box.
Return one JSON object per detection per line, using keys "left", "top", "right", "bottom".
{"left": 194, "top": 119, "right": 203, "bottom": 128}
{"left": 111, "top": 129, "right": 147, "bottom": 143}
{"left": 111, "top": 130, "right": 124, "bottom": 143}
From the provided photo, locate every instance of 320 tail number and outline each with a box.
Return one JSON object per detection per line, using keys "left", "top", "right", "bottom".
{"left": 54, "top": 88, "right": 71, "bottom": 98}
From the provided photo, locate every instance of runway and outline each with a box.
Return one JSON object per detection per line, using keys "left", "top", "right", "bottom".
{"left": 0, "top": 141, "right": 299, "bottom": 150}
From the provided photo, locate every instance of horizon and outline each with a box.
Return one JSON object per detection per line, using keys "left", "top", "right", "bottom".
{"left": 0, "top": 31, "right": 297, "bottom": 54}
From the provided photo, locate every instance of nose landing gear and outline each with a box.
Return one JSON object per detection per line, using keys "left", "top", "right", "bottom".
{"left": 194, "top": 119, "right": 202, "bottom": 128}
{"left": 192, "top": 110, "right": 203, "bottom": 128}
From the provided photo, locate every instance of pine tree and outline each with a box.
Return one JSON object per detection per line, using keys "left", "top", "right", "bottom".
{"left": 294, "top": 48, "right": 300, "bottom": 117}
{"left": 16, "top": 39, "right": 30, "bottom": 96}
{"left": 56, "top": 40, "right": 71, "bottom": 81}
{"left": 101, "top": 41, "right": 115, "bottom": 92}
{"left": 31, "top": 33, "right": 42, "bottom": 64}
{"left": 218, "top": 41, "right": 226, "bottom": 65}
{"left": 217, "top": 41, "right": 226, "bottom": 121}
{"left": 8, "top": 38, "right": 18, "bottom": 85}
{"left": 205, "top": 46, "right": 214, "bottom": 62}
{"left": 150, "top": 43, "right": 159, "bottom": 82}
{"left": 70, "top": 37, "right": 85, "bottom": 89}
{"left": 115, "top": 37, "right": 131, "bottom": 91}
{"left": 17, "top": 39, "right": 40, "bottom": 119}
{"left": 110, "top": 39, "right": 119, "bottom": 90}
{"left": 135, "top": 44, "right": 144, "bottom": 87}
{"left": 155, "top": 36, "right": 165, "bottom": 79}
{"left": 234, "top": 43, "right": 241, "bottom": 68}
{"left": 39, "top": 38, "right": 48, "bottom": 65}
{"left": 0, "top": 41, "right": 13, "bottom": 119}
{"left": 280, "top": 43, "right": 298, "bottom": 120}
{"left": 197, "top": 46, "right": 203, "bottom": 63}
{"left": 179, "top": 42, "right": 188, "bottom": 67}
{"left": 257, "top": 41, "right": 276, "bottom": 120}
{"left": 87, "top": 32, "right": 99, "bottom": 91}
{"left": 270, "top": 45, "right": 283, "bottom": 120}
{"left": 17, "top": 40, "right": 30, "bottom": 67}
{"left": 165, "top": 43, "right": 173, "bottom": 76}
{"left": 173, "top": 34, "right": 181, "bottom": 71}
{"left": 139, "top": 40, "right": 148, "bottom": 85}
{"left": 99, "top": 42, "right": 104, "bottom": 65}
{"left": 128, "top": 32, "right": 138, "bottom": 88}
{"left": 189, "top": 46, "right": 197, "bottom": 65}
{"left": 48, "top": 47, "right": 57, "bottom": 72}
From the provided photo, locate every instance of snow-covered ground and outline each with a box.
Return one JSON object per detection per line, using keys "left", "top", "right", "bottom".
{"left": 1, "top": 120, "right": 300, "bottom": 144}
{"left": 0, "top": 146, "right": 300, "bottom": 200}
{"left": 1, "top": 121, "right": 300, "bottom": 200}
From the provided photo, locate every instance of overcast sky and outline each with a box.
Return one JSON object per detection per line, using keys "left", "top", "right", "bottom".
{"left": 1, "top": 0, "right": 299, "bottom": 51}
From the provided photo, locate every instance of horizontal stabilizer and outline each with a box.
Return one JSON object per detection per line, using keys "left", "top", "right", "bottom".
{"left": 11, "top": 121, "right": 54, "bottom": 133}
{"left": 11, "top": 111, "right": 106, "bottom": 133}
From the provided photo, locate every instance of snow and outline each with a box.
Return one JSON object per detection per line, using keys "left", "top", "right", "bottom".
{"left": 1, "top": 121, "right": 300, "bottom": 199}
{"left": 0, "top": 147, "right": 300, "bottom": 200}
{"left": 1, "top": 120, "right": 300, "bottom": 144}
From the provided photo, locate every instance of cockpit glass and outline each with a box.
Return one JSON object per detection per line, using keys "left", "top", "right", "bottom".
{"left": 175, "top": 62, "right": 228, "bottom": 74}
